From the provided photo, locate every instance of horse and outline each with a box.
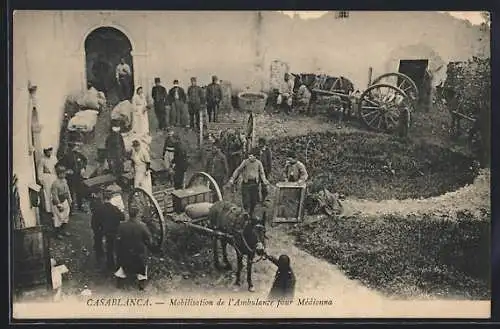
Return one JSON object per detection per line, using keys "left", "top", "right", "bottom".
{"left": 207, "top": 200, "right": 267, "bottom": 292}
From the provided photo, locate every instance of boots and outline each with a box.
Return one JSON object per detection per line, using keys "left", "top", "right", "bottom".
{"left": 116, "top": 278, "right": 125, "bottom": 289}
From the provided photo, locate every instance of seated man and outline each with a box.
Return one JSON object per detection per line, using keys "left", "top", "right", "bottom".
{"left": 295, "top": 81, "right": 312, "bottom": 113}
{"left": 276, "top": 73, "right": 294, "bottom": 114}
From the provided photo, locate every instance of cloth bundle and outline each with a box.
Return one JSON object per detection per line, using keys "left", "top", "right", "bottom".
{"left": 67, "top": 110, "right": 99, "bottom": 132}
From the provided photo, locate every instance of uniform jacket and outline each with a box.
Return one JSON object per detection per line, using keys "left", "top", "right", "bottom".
{"left": 105, "top": 131, "right": 126, "bottom": 159}
{"left": 59, "top": 150, "right": 87, "bottom": 178}
{"left": 168, "top": 86, "right": 187, "bottom": 104}
{"left": 284, "top": 161, "right": 308, "bottom": 182}
{"left": 173, "top": 143, "right": 189, "bottom": 173}
{"left": 151, "top": 85, "right": 168, "bottom": 106}
{"left": 117, "top": 219, "right": 152, "bottom": 263}
{"left": 259, "top": 147, "right": 272, "bottom": 178}
{"left": 187, "top": 85, "right": 205, "bottom": 106}
{"left": 91, "top": 201, "right": 125, "bottom": 235}
{"left": 206, "top": 150, "right": 229, "bottom": 179}
{"left": 162, "top": 136, "right": 177, "bottom": 155}
{"left": 206, "top": 83, "right": 223, "bottom": 104}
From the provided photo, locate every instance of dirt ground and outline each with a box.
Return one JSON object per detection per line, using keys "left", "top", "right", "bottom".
{"left": 30, "top": 101, "right": 488, "bottom": 302}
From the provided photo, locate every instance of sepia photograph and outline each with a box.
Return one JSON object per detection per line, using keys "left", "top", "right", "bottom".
{"left": 11, "top": 10, "right": 491, "bottom": 320}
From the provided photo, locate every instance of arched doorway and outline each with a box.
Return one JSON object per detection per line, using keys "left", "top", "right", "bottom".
{"left": 84, "top": 27, "right": 134, "bottom": 106}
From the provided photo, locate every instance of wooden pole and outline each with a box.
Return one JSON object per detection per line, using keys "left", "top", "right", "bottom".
{"left": 199, "top": 108, "right": 203, "bottom": 149}
{"left": 367, "top": 67, "right": 373, "bottom": 88}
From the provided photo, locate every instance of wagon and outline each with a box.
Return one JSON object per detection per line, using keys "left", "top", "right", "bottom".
{"left": 306, "top": 71, "right": 418, "bottom": 134}
{"left": 127, "top": 171, "right": 228, "bottom": 252}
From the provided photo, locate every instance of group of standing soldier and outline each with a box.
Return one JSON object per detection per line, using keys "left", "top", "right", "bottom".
{"left": 151, "top": 75, "right": 223, "bottom": 132}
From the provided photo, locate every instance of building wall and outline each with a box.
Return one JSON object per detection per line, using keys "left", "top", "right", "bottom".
{"left": 12, "top": 10, "right": 489, "bottom": 226}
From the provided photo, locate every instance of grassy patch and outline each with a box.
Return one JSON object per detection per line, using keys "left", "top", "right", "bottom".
{"left": 291, "top": 211, "right": 490, "bottom": 299}
{"left": 270, "top": 131, "right": 478, "bottom": 200}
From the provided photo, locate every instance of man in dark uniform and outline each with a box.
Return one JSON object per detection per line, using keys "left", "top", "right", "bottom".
{"left": 206, "top": 75, "right": 223, "bottom": 122}
{"left": 168, "top": 80, "right": 187, "bottom": 128}
{"left": 162, "top": 130, "right": 177, "bottom": 186}
{"left": 58, "top": 142, "right": 87, "bottom": 213}
{"left": 205, "top": 142, "right": 229, "bottom": 195}
{"left": 151, "top": 77, "right": 168, "bottom": 131}
{"left": 228, "top": 148, "right": 270, "bottom": 218}
{"left": 171, "top": 140, "right": 189, "bottom": 190}
{"left": 105, "top": 123, "right": 127, "bottom": 177}
{"left": 258, "top": 138, "right": 272, "bottom": 202}
{"left": 90, "top": 188, "right": 125, "bottom": 269}
{"left": 227, "top": 131, "right": 244, "bottom": 175}
{"left": 115, "top": 205, "right": 152, "bottom": 290}
{"left": 187, "top": 77, "right": 205, "bottom": 131}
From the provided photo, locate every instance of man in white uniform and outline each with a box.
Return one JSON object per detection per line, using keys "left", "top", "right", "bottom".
{"left": 276, "top": 73, "right": 295, "bottom": 114}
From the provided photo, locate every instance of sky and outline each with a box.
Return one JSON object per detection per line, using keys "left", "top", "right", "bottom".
{"left": 278, "top": 11, "right": 487, "bottom": 26}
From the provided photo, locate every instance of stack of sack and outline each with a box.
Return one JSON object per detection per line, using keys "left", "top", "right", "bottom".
{"left": 111, "top": 100, "right": 134, "bottom": 131}
{"left": 67, "top": 110, "right": 99, "bottom": 132}
{"left": 68, "top": 87, "right": 106, "bottom": 112}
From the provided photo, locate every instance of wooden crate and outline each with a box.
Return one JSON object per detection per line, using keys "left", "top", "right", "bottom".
{"left": 152, "top": 185, "right": 175, "bottom": 214}
{"left": 272, "top": 182, "right": 306, "bottom": 224}
{"left": 171, "top": 186, "right": 212, "bottom": 214}
{"left": 13, "top": 226, "right": 52, "bottom": 293}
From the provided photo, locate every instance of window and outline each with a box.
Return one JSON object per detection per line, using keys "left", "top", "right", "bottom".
{"left": 336, "top": 11, "right": 349, "bottom": 19}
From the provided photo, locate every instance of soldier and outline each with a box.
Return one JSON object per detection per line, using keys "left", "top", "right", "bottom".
{"left": 58, "top": 142, "right": 87, "bottom": 213}
{"left": 227, "top": 130, "right": 244, "bottom": 174}
{"left": 187, "top": 77, "right": 205, "bottom": 131}
{"left": 206, "top": 75, "right": 223, "bottom": 122}
{"left": 151, "top": 77, "right": 168, "bottom": 131}
{"left": 228, "top": 148, "right": 270, "bottom": 218}
{"left": 115, "top": 205, "right": 152, "bottom": 290}
{"left": 205, "top": 142, "right": 229, "bottom": 195}
{"left": 91, "top": 187, "right": 125, "bottom": 270}
{"left": 258, "top": 138, "right": 272, "bottom": 202}
{"left": 168, "top": 80, "right": 188, "bottom": 128}
{"left": 172, "top": 140, "right": 189, "bottom": 190}
{"left": 276, "top": 73, "right": 294, "bottom": 114}
{"left": 162, "top": 130, "right": 177, "bottom": 186}
{"left": 105, "top": 124, "right": 126, "bottom": 177}
{"left": 284, "top": 150, "right": 308, "bottom": 183}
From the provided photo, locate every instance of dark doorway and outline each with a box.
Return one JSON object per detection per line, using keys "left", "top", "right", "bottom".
{"left": 398, "top": 59, "right": 429, "bottom": 91}
{"left": 84, "top": 27, "right": 134, "bottom": 106}
{"left": 399, "top": 59, "right": 431, "bottom": 110}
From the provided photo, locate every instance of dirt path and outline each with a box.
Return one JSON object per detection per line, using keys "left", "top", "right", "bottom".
{"left": 341, "top": 169, "right": 490, "bottom": 219}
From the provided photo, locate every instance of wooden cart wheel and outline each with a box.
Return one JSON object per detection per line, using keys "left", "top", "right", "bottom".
{"left": 371, "top": 72, "right": 419, "bottom": 105}
{"left": 357, "top": 83, "right": 412, "bottom": 133}
{"left": 187, "top": 172, "right": 223, "bottom": 203}
{"left": 128, "top": 187, "right": 166, "bottom": 252}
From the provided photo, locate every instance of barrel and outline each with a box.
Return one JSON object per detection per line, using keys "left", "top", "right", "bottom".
{"left": 237, "top": 91, "right": 268, "bottom": 114}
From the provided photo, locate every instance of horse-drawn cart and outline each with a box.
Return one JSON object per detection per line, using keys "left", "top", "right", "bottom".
{"left": 128, "top": 171, "right": 267, "bottom": 291}
{"left": 302, "top": 71, "right": 417, "bottom": 134}
{"left": 127, "top": 172, "right": 224, "bottom": 251}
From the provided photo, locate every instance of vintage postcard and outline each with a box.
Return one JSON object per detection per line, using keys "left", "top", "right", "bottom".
{"left": 11, "top": 10, "right": 491, "bottom": 320}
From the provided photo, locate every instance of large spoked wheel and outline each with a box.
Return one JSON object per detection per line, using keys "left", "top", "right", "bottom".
{"left": 371, "top": 72, "right": 419, "bottom": 106}
{"left": 357, "top": 83, "right": 412, "bottom": 133}
{"left": 187, "top": 172, "right": 223, "bottom": 203}
{"left": 128, "top": 187, "right": 166, "bottom": 253}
